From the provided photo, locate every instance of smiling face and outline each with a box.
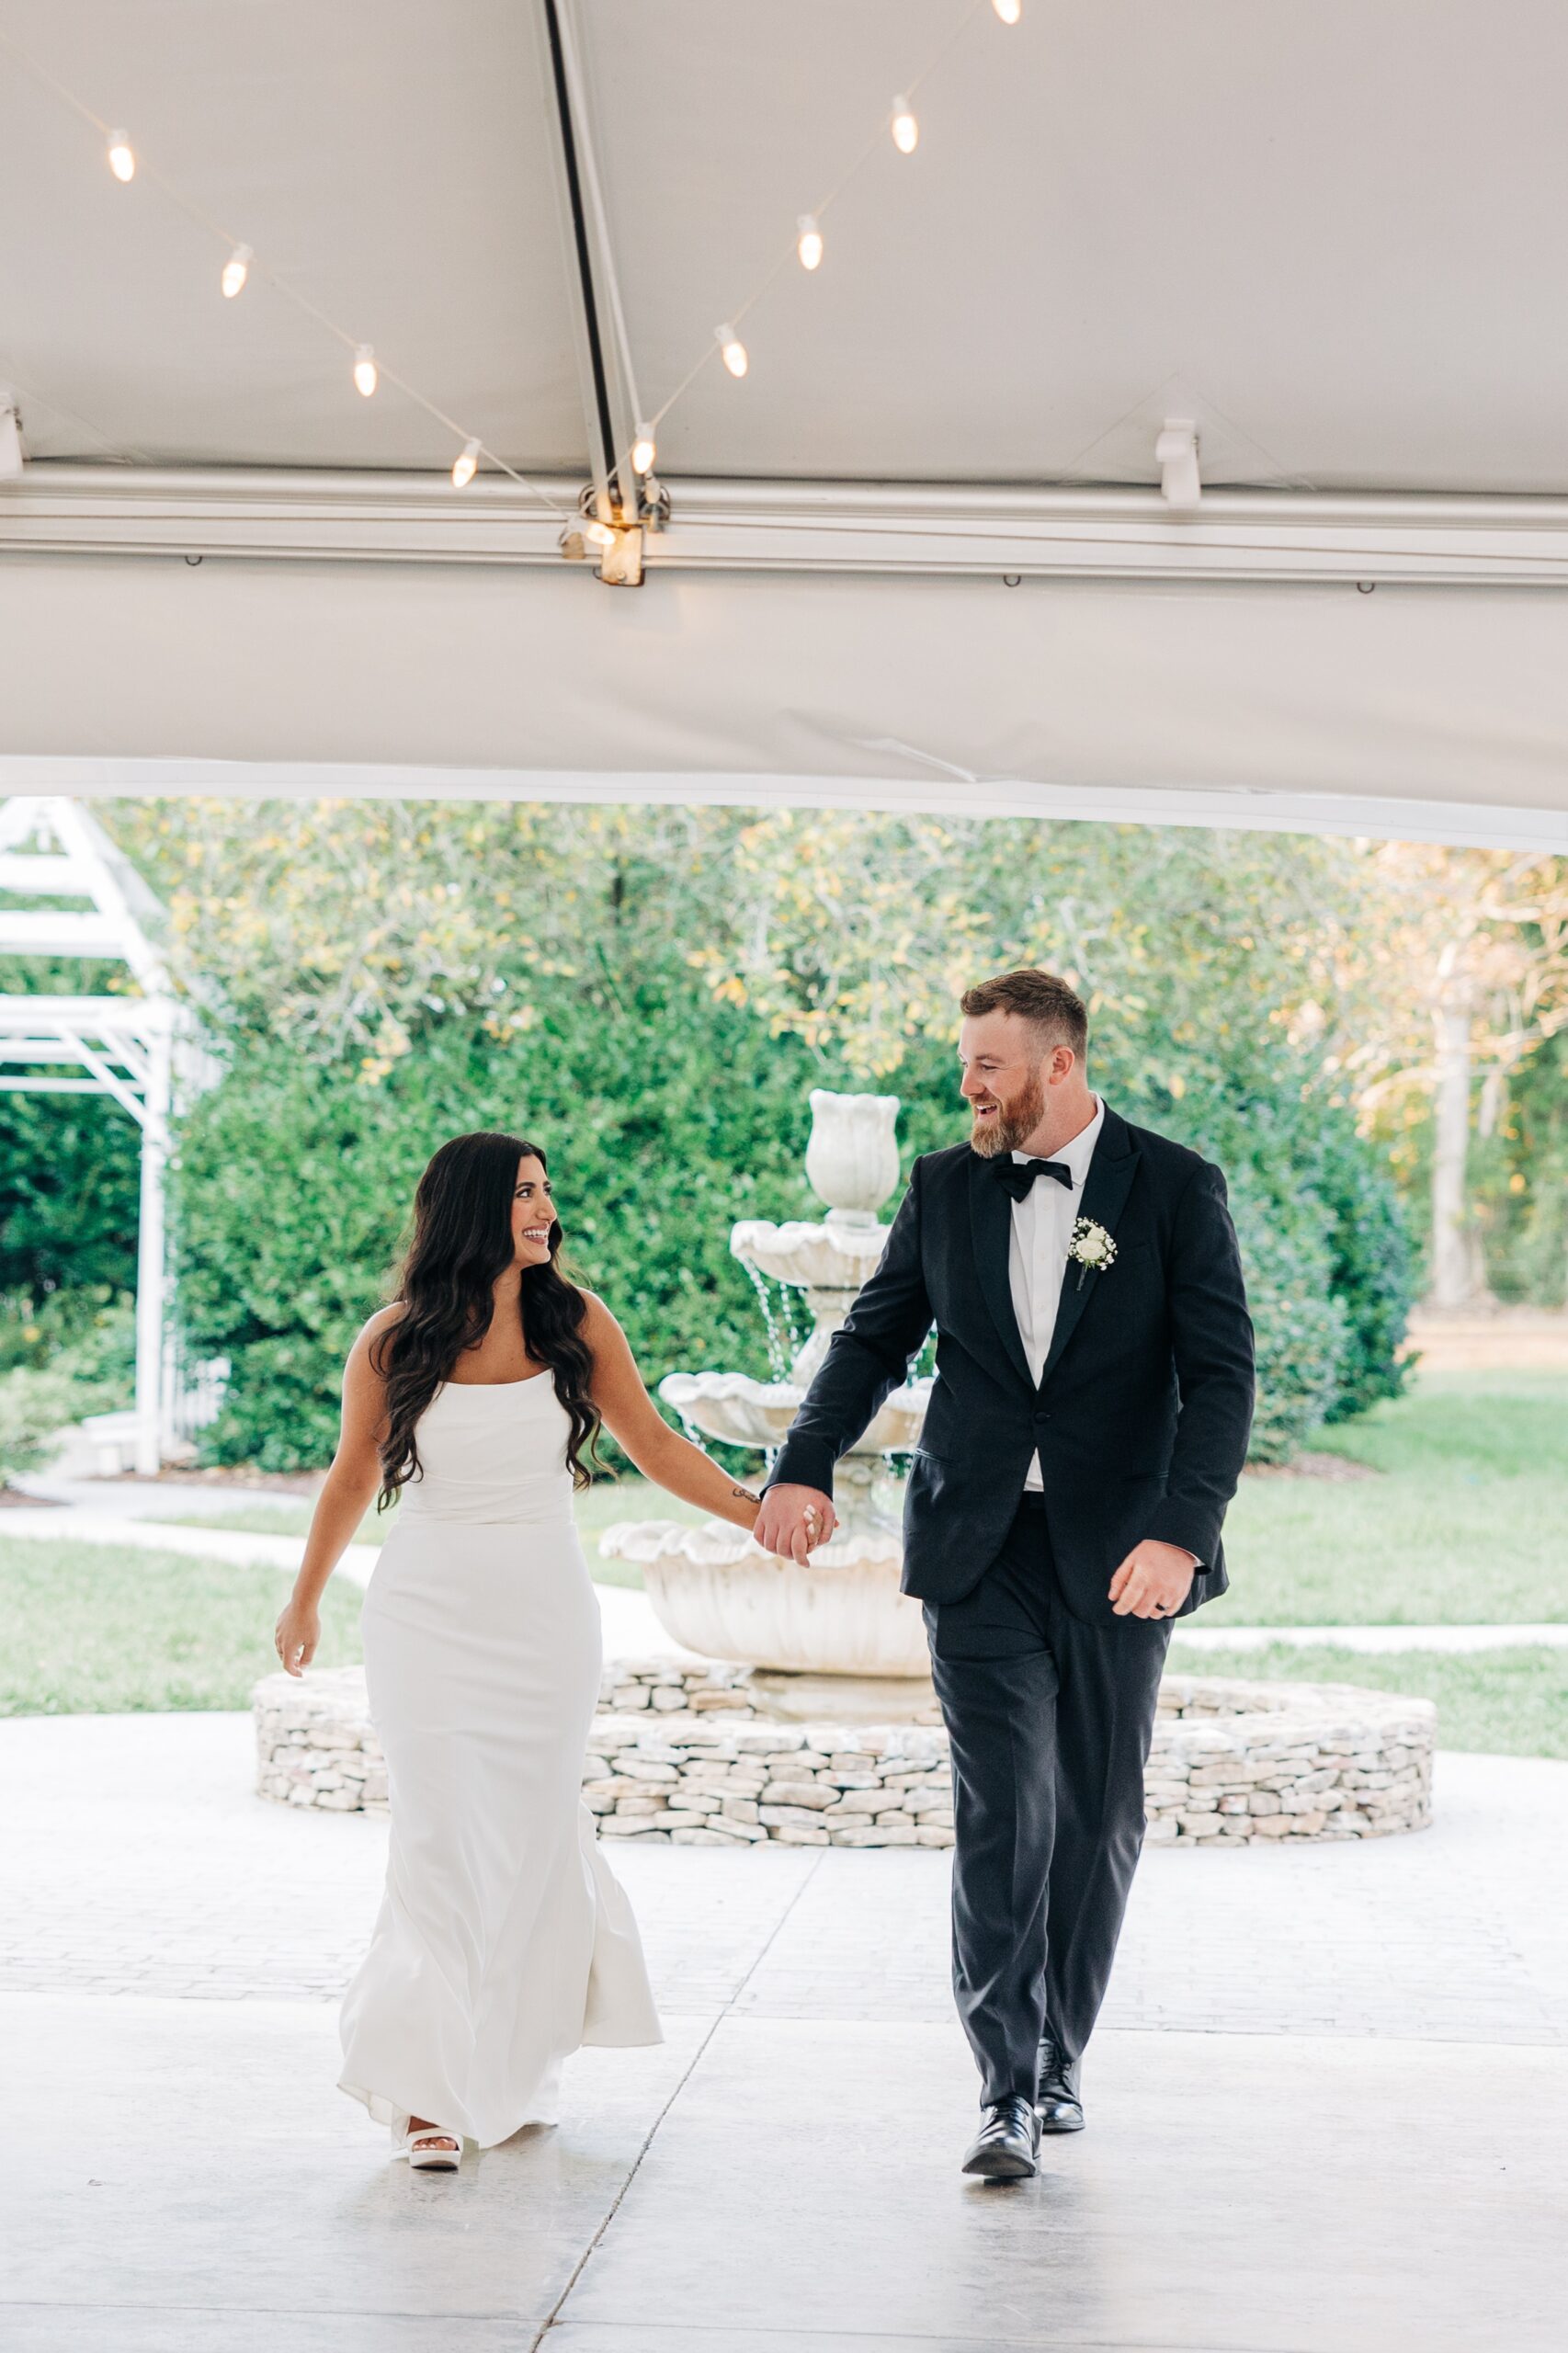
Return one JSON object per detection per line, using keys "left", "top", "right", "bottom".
{"left": 511, "top": 1154, "right": 556, "bottom": 1266}
{"left": 959, "top": 1008, "right": 1078, "bottom": 1156}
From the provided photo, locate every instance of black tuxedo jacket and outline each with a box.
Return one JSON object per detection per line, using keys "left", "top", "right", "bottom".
{"left": 767, "top": 1107, "right": 1256, "bottom": 1624}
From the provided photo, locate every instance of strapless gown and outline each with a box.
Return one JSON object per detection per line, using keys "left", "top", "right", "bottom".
{"left": 337, "top": 1373, "right": 661, "bottom": 2149}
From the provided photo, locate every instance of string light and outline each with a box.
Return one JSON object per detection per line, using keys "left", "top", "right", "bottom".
{"left": 0, "top": 26, "right": 567, "bottom": 519}
{"left": 7, "top": 14, "right": 1017, "bottom": 526}
{"left": 220, "top": 243, "right": 252, "bottom": 299}
{"left": 582, "top": 517, "right": 616, "bottom": 550}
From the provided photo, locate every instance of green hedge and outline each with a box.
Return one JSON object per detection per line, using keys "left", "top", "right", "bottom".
{"left": 172, "top": 1011, "right": 826, "bottom": 1470}
{"left": 170, "top": 1017, "right": 1412, "bottom": 1473}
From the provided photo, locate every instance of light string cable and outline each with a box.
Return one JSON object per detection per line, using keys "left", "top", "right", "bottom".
{"left": 623, "top": 0, "right": 1000, "bottom": 488}
{"left": 0, "top": 23, "right": 569, "bottom": 511}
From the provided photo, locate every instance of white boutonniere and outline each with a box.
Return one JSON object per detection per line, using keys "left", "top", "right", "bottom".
{"left": 1068, "top": 1217, "right": 1118, "bottom": 1290}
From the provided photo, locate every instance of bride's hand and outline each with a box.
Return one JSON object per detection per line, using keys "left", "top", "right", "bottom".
{"left": 275, "top": 1597, "right": 321, "bottom": 1677}
{"left": 753, "top": 1483, "right": 837, "bottom": 1563}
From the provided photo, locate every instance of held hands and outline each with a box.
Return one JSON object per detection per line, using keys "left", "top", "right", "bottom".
{"left": 752, "top": 1483, "right": 839, "bottom": 1565}
{"left": 274, "top": 1598, "right": 321, "bottom": 1677}
{"left": 1108, "top": 1539, "right": 1199, "bottom": 1621}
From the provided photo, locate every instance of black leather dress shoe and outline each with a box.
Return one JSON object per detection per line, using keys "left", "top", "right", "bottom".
{"left": 1035, "top": 2036, "right": 1085, "bottom": 2132}
{"left": 960, "top": 2096, "right": 1040, "bottom": 2179}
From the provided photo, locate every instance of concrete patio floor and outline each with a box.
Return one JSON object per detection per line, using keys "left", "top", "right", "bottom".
{"left": 6, "top": 1711, "right": 1565, "bottom": 2352}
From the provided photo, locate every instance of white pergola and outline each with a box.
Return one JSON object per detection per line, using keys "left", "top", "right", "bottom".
{"left": 0, "top": 795, "right": 190, "bottom": 1474}
{"left": 0, "top": 0, "right": 1566, "bottom": 847}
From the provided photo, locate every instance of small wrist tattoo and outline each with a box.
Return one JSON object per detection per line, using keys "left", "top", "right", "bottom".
{"left": 731, "top": 1484, "right": 760, "bottom": 1505}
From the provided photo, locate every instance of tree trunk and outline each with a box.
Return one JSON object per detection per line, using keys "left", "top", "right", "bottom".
{"left": 1429, "top": 986, "right": 1485, "bottom": 1307}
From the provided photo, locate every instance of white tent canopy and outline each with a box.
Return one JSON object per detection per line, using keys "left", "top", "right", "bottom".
{"left": 2, "top": 0, "right": 1567, "bottom": 844}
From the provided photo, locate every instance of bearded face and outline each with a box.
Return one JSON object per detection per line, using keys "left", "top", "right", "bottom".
{"left": 968, "top": 1062, "right": 1048, "bottom": 1157}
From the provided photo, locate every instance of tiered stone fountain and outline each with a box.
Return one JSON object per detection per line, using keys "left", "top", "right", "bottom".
{"left": 597, "top": 1089, "right": 935, "bottom": 1702}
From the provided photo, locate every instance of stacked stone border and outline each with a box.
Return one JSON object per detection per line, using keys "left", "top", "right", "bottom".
{"left": 254, "top": 1657, "right": 1434, "bottom": 1846}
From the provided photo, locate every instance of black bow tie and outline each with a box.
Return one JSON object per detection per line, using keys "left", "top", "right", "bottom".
{"left": 993, "top": 1155, "right": 1074, "bottom": 1201}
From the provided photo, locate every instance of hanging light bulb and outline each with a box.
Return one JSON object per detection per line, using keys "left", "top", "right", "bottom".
{"left": 220, "top": 244, "right": 253, "bottom": 299}
{"left": 890, "top": 97, "right": 918, "bottom": 154}
{"left": 451, "top": 438, "right": 481, "bottom": 489}
{"left": 715, "top": 323, "right": 748, "bottom": 379}
{"left": 796, "top": 214, "right": 824, "bottom": 271}
{"left": 107, "top": 130, "right": 136, "bottom": 183}
{"left": 353, "top": 344, "right": 378, "bottom": 397}
{"left": 631, "top": 423, "right": 656, "bottom": 475}
{"left": 993, "top": 0, "right": 1023, "bottom": 23}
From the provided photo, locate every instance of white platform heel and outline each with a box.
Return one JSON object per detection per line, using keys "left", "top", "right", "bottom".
{"left": 403, "top": 2124, "right": 462, "bottom": 2171}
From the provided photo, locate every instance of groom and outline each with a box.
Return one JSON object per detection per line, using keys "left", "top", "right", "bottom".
{"left": 756, "top": 968, "right": 1255, "bottom": 2179}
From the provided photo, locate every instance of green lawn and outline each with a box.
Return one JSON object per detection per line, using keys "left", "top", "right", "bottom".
{"left": 1210, "top": 1371, "right": 1568, "bottom": 1625}
{"left": 158, "top": 1372, "right": 1567, "bottom": 1623}
{"left": 159, "top": 1472, "right": 693, "bottom": 1584}
{"left": 1169, "top": 1638, "right": 1568, "bottom": 1761}
{"left": 0, "top": 1476, "right": 691, "bottom": 1713}
{"left": 13, "top": 1370, "right": 1564, "bottom": 1743}
{"left": 165, "top": 1499, "right": 387, "bottom": 1542}
{"left": 0, "top": 1538, "right": 367, "bottom": 1716}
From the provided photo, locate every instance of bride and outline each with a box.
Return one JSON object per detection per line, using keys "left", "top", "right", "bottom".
{"left": 273, "top": 1129, "right": 765, "bottom": 2169}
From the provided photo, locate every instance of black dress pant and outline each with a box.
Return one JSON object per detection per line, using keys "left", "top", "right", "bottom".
{"left": 924, "top": 1494, "right": 1171, "bottom": 2108}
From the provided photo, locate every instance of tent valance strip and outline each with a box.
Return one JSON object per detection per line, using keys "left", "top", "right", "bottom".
{"left": 5, "top": 762, "right": 1565, "bottom": 859}
{"left": 4, "top": 554, "right": 1567, "bottom": 854}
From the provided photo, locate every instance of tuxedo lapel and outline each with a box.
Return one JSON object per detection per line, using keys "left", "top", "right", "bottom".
{"left": 967, "top": 1151, "right": 1034, "bottom": 1391}
{"left": 1038, "top": 1108, "right": 1142, "bottom": 1391}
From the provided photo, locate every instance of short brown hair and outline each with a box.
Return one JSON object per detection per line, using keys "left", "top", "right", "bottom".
{"left": 960, "top": 968, "right": 1088, "bottom": 1061}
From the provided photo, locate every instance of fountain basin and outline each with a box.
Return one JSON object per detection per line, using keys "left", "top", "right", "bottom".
{"left": 597, "top": 1519, "right": 931, "bottom": 1677}
{"left": 658, "top": 1369, "right": 930, "bottom": 1452}
{"left": 730, "top": 1217, "right": 888, "bottom": 1293}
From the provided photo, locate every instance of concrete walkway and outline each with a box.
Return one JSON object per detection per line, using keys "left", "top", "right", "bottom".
{"left": 5, "top": 1709, "right": 1564, "bottom": 2350}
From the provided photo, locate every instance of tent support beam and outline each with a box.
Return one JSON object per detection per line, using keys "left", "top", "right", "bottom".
{"left": 539, "top": 0, "right": 648, "bottom": 528}
{"left": 12, "top": 466, "right": 1568, "bottom": 583}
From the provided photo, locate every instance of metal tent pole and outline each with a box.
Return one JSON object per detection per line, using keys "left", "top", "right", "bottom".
{"left": 132, "top": 1025, "right": 171, "bottom": 1477}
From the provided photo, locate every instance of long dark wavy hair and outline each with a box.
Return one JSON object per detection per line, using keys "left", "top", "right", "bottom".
{"left": 370, "top": 1131, "right": 604, "bottom": 1506}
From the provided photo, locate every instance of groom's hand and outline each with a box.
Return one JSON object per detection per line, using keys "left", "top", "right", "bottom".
{"left": 754, "top": 1483, "right": 838, "bottom": 1564}
{"left": 1109, "top": 1539, "right": 1199, "bottom": 1620}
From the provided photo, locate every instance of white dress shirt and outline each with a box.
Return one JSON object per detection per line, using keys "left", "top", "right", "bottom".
{"left": 1008, "top": 1097, "right": 1105, "bottom": 1492}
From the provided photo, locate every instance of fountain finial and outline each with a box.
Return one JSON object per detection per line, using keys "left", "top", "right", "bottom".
{"left": 804, "top": 1088, "right": 901, "bottom": 1226}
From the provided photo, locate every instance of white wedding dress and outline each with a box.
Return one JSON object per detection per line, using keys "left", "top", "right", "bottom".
{"left": 337, "top": 1372, "right": 662, "bottom": 2149}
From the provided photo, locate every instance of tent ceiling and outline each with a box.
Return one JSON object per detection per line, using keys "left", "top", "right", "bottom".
{"left": 6, "top": 0, "right": 1568, "bottom": 492}
{"left": 0, "top": 0, "right": 587, "bottom": 472}
{"left": 3, "top": 3, "right": 1568, "bottom": 841}
{"left": 584, "top": 0, "right": 1568, "bottom": 496}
